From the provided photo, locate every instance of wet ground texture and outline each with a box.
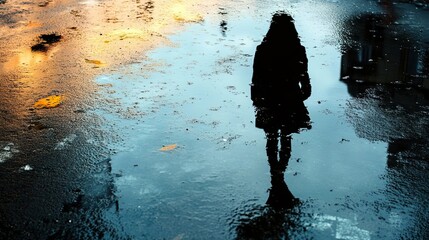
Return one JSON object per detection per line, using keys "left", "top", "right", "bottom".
{"left": 1, "top": 0, "right": 429, "bottom": 239}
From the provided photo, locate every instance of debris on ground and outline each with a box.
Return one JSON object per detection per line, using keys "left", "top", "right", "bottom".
{"left": 31, "top": 33, "right": 62, "bottom": 52}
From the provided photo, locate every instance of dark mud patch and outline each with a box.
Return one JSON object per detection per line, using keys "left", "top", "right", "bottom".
{"left": 31, "top": 33, "right": 62, "bottom": 52}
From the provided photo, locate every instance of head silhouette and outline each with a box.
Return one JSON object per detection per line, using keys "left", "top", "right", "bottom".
{"left": 264, "top": 12, "right": 300, "bottom": 45}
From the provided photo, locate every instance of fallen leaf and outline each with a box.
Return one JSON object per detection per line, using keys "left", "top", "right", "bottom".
{"left": 34, "top": 95, "right": 63, "bottom": 109}
{"left": 85, "top": 58, "right": 105, "bottom": 66}
{"left": 159, "top": 144, "right": 177, "bottom": 151}
{"left": 108, "top": 29, "right": 148, "bottom": 41}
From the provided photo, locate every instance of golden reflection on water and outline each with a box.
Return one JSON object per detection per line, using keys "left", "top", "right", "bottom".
{"left": 0, "top": 0, "right": 210, "bottom": 117}
{"left": 169, "top": 0, "right": 204, "bottom": 22}
{"left": 79, "top": 0, "right": 205, "bottom": 65}
{"left": 2, "top": 48, "right": 48, "bottom": 73}
{"left": 2, "top": 0, "right": 207, "bottom": 70}
{"left": 1, "top": 47, "right": 59, "bottom": 102}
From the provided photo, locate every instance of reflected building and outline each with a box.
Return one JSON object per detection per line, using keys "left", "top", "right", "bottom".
{"left": 339, "top": 4, "right": 429, "bottom": 239}
{"left": 339, "top": 9, "right": 429, "bottom": 161}
{"left": 340, "top": 12, "right": 428, "bottom": 91}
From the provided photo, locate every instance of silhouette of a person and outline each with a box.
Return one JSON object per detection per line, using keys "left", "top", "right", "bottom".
{"left": 234, "top": 13, "right": 311, "bottom": 238}
{"left": 251, "top": 12, "right": 311, "bottom": 174}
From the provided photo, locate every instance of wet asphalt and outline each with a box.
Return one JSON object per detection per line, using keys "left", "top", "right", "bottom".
{"left": 1, "top": 0, "right": 429, "bottom": 239}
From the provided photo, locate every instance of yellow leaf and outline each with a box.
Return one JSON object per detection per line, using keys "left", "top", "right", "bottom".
{"left": 109, "top": 29, "right": 148, "bottom": 40}
{"left": 159, "top": 144, "right": 177, "bottom": 151}
{"left": 85, "top": 58, "right": 105, "bottom": 66}
{"left": 34, "top": 95, "right": 63, "bottom": 109}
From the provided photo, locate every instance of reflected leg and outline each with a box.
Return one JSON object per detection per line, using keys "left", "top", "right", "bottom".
{"left": 279, "top": 133, "right": 292, "bottom": 172}
{"left": 267, "top": 132, "right": 296, "bottom": 209}
{"left": 264, "top": 128, "right": 279, "bottom": 169}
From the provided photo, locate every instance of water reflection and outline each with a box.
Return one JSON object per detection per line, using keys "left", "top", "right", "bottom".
{"left": 235, "top": 12, "right": 312, "bottom": 239}
{"left": 340, "top": 3, "right": 429, "bottom": 238}
{"left": 340, "top": 5, "right": 428, "bottom": 92}
{"left": 339, "top": 5, "right": 429, "bottom": 160}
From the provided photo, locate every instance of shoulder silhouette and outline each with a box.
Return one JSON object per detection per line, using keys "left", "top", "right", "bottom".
{"left": 251, "top": 12, "right": 311, "bottom": 134}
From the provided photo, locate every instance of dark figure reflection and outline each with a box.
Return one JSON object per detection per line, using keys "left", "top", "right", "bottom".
{"left": 236, "top": 12, "right": 312, "bottom": 239}
{"left": 251, "top": 11, "right": 311, "bottom": 187}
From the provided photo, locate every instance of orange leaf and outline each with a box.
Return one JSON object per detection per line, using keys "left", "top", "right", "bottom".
{"left": 34, "top": 95, "right": 63, "bottom": 109}
{"left": 159, "top": 144, "right": 177, "bottom": 151}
